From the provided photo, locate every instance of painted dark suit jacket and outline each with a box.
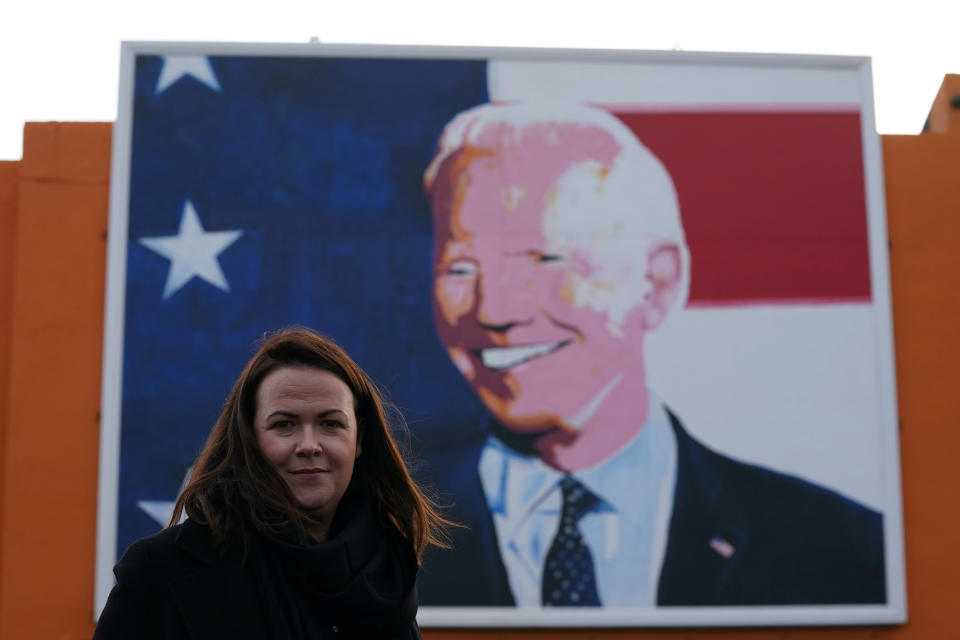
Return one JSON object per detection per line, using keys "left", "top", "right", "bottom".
{"left": 418, "top": 412, "right": 886, "bottom": 606}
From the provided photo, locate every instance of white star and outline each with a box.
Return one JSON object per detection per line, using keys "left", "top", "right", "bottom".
{"left": 139, "top": 200, "right": 243, "bottom": 299}
{"left": 137, "top": 469, "right": 191, "bottom": 527}
{"left": 155, "top": 55, "right": 221, "bottom": 94}
{"left": 137, "top": 500, "right": 177, "bottom": 527}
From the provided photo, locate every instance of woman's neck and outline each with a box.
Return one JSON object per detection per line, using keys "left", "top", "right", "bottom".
{"left": 307, "top": 520, "right": 330, "bottom": 543}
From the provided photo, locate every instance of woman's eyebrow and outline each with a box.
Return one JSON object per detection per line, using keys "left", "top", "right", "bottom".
{"left": 264, "top": 408, "right": 347, "bottom": 420}
{"left": 264, "top": 409, "right": 297, "bottom": 420}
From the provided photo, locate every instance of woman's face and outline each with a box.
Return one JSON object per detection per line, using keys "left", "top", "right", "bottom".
{"left": 254, "top": 366, "right": 362, "bottom": 524}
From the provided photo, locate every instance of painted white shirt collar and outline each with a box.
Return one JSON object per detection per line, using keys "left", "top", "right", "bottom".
{"left": 478, "top": 395, "right": 678, "bottom": 607}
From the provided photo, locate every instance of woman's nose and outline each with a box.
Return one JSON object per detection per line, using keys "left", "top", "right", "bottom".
{"left": 295, "top": 430, "right": 322, "bottom": 455}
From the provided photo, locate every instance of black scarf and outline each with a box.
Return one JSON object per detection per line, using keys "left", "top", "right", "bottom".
{"left": 250, "top": 491, "right": 420, "bottom": 640}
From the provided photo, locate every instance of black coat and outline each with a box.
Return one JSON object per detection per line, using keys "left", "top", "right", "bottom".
{"left": 418, "top": 411, "right": 885, "bottom": 606}
{"left": 94, "top": 505, "right": 421, "bottom": 640}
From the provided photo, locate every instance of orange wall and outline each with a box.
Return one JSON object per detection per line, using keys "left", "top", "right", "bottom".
{"left": 0, "top": 123, "right": 111, "bottom": 640}
{"left": 0, "top": 118, "right": 958, "bottom": 639}
{"left": 879, "top": 132, "right": 960, "bottom": 639}
{"left": 0, "top": 159, "right": 19, "bottom": 620}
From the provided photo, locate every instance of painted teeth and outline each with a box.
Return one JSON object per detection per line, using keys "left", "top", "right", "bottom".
{"left": 479, "top": 341, "right": 567, "bottom": 370}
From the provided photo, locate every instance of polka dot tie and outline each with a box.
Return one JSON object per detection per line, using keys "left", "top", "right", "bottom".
{"left": 541, "top": 476, "right": 602, "bottom": 606}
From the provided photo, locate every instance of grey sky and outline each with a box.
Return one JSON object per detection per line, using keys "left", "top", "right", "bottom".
{"left": 2, "top": 0, "right": 957, "bottom": 160}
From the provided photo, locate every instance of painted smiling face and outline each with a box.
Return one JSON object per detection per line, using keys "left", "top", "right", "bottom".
{"left": 430, "top": 119, "right": 682, "bottom": 466}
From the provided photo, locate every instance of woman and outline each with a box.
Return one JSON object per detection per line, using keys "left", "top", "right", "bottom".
{"left": 94, "top": 328, "right": 449, "bottom": 639}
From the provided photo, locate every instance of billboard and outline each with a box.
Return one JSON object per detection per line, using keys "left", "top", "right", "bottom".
{"left": 97, "top": 42, "right": 906, "bottom": 627}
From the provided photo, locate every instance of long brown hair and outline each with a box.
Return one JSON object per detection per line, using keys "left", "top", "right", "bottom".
{"left": 170, "top": 327, "right": 451, "bottom": 559}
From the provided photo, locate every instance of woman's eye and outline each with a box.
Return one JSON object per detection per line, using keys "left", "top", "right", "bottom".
{"left": 272, "top": 420, "right": 294, "bottom": 430}
{"left": 322, "top": 420, "right": 343, "bottom": 429}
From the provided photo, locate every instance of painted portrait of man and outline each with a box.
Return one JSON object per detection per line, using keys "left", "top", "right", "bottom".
{"left": 416, "top": 102, "right": 885, "bottom": 608}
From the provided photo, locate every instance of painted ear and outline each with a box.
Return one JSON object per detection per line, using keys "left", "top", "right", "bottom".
{"left": 642, "top": 242, "right": 683, "bottom": 331}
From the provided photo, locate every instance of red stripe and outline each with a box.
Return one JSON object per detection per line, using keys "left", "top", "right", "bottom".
{"left": 613, "top": 111, "right": 872, "bottom": 304}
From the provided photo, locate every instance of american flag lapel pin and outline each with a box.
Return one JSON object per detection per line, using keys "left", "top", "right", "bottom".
{"left": 709, "top": 536, "right": 736, "bottom": 559}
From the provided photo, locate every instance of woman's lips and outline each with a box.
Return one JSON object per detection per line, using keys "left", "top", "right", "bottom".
{"left": 475, "top": 339, "right": 572, "bottom": 370}
{"left": 289, "top": 469, "right": 327, "bottom": 477}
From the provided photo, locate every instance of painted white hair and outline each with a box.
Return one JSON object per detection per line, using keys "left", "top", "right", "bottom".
{"left": 424, "top": 102, "right": 691, "bottom": 312}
